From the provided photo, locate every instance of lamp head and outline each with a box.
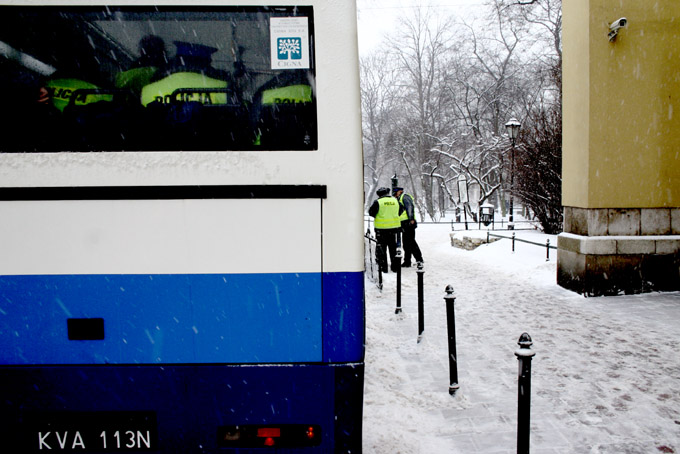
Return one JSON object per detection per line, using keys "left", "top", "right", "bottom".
{"left": 505, "top": 118, "right": 521, "bottom": 141}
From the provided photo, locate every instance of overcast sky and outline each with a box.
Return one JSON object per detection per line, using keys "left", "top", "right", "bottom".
{"left": 356, "top": 0, "right": 487, "bottom": 54}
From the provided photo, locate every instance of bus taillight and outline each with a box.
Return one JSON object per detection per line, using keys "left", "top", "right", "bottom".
{"left": 257, "top": 427, "right": 281, "bottom": 446}
{"left": 218, "top": 424, "right": 321, "bottom": 448}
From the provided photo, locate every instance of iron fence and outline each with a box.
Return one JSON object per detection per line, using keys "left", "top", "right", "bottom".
{"left": 487, "top": 231, "right": 557, "bottom": 261}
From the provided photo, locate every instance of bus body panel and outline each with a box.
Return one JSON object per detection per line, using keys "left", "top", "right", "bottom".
{"left": 0, "top": 273, "right": 323, "bottom": 364}
{"left": 0, "top": 1, "right": 364, "bottom": 452}
{"left": 0, "top": 271, "right": 364, "bottom": 365}
{"left": 0, "top": 362, "right": 364, "bottom": 453}
{"left": 0, "top": 0, "right": 365, "bottom": 274}
{"left": 0, "top": 198, "right": 323, "bottom": 276}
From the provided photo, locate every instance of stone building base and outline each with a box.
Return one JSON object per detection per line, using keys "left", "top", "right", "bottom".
{"left": 557, "top": 207, "right": 680, "bottom": 296}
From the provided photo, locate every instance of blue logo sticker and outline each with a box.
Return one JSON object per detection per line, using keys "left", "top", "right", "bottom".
{"left": 277, "top": 37, "right": 302, "bottom": 60}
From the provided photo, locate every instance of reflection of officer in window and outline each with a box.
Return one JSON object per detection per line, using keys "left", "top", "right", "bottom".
{"left": 251, "top": 69, "right": 315, "bottom": 149}
{"left": 34, "top": 72, "right": 114, "bottom": 151}
{"left": 116, "top": 35, "right": 167, "bottom": 96}
{"left": 141, "top": 41, "right": 228, "bottom": 107}
{"left": 42, "top": 75, "right": 110, "bottom": 113}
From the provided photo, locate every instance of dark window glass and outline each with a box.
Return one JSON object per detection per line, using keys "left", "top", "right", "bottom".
{"left": 0, "top": 6, "right": 317, "bottom": 152}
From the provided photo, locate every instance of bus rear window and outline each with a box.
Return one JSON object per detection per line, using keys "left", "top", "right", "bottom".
{"left": 0, "top": 6, "right": 317, "bottom": 152}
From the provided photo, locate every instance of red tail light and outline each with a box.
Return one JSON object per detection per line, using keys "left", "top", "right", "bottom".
{"left": 218, "top": 424, "right": 321, "bottom": 448}
{"left": 257, "top": 428, "right": 281, "bottom": 438}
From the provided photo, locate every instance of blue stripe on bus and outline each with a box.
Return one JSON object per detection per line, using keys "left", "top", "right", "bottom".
{"left": 0, "top": 272, "right": 363, "bottom": 365}
{"left": 323, "top": 271, "right": 365, "bottom": 363}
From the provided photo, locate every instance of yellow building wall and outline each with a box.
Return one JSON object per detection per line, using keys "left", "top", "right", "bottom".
{"left": 563, "top": 0, "right": 680, "bottom": 209}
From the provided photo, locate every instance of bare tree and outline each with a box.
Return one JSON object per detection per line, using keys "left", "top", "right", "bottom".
{"left": 360, "top": 52, "right": 400, "bottom": 210}
{"left": 498, "top": 0, "right": 563, "bottom": 232}
{"left": 432, "top": 134, "right": 505, "bottom": 221}
{"left": 435, "top": 2, "right": 532, "bottom": 217}
{"left": 358, "top": 0, "right": 563, "bottom": 231}
{"left": 386, "top": 6, "right": 454, "bottom": 220}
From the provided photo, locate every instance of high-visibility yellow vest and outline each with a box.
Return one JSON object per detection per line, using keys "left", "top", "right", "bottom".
{"left": 374, "top": 197, "right": 401, "bottom": 229}
{"left": 116, "top": 66, "right": 158, "bottom": 94}
{"left": 399, "top": 193, "right": 414, "bottom": 222}
{"left": 45, "top": 78, "right": 112, "bottom": 112}
{"left": 261, "top": 84, "right": 312, "bottom": 105}
{"left": 253, "top": 84, "right": 313, "bottom": 146}
{"left": 140, "top": 72, "right": 228, "bottom": 106}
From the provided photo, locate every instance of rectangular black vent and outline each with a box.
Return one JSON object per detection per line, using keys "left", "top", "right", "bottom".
{"left": 67, "top": 318, "right": 105, "bottom": 340}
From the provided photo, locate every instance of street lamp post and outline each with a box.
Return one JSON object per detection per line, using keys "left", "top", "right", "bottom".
{"left": 457, "top": 174, "right": 469, "bottom": 230}
{"left": 505, "top": 118, "right": 521, "bottom": 230}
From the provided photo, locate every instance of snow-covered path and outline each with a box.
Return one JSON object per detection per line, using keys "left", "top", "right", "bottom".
{"left": 362, "top": 223, "right": 680, "bottom": 453}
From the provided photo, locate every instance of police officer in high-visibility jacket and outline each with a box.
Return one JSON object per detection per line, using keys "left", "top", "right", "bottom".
{"left": 393, "top": 186, "right": 424, "bottom": 267}
{"left": 251, "top": 69, "right": 315, "bottom": 149}
{"left": 368, "top": 187, "right": 404, "bottom": 273}
{"left": 43, "top": 77, "right": 113, "bottom": 112}
{"left": 141, "top": 41, "right": 228, "bottom": 107}
{"left": 116, "top": 35, "right": 167, "bottom": 96}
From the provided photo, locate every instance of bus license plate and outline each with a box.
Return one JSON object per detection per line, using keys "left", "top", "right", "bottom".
{"left": 21, "top": 412, "right": 157, "bottom": 452}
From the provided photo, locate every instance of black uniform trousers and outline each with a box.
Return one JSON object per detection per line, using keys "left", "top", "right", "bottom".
{"left": 401, "top": 222, "right": 423, "bottom": 265}
{"left": 375, "top": 228, "right": 400, "bottom": 273}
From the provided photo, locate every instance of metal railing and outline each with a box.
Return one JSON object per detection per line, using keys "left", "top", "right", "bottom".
{"left": 449, "top": 219, "right": 540, "bottom": 231}
{"left": 365, "top": 217, "right": 540, "bottom": 231}
{"left": 487, "top": 231, "right": 557, "bottom": 261}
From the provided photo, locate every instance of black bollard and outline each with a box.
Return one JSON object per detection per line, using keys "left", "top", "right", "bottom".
{"left": 515, "top": 332, "right": 535, "bottom": 454}
{"left": 416, "top": 262, "right": 425, "bottom": 342}
{"left": 546, "top": 239, "right": 551, "bottom": 261}
{"left": 444, "top": 285, "right": 459, "bottom": 395}
{"left": 395, "top": 247, "right": 403, "bottom": 314}
{"left": 512, "top": 232, "right": 516, "bottom": 253}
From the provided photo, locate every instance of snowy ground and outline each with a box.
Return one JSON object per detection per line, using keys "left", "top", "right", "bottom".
{"left": 362, "top": 222, "right": 680, "bottom": 454}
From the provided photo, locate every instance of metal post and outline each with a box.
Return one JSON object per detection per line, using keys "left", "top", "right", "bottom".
{"left": 395, "top": 246, "right": 402, "bottom": 314}
{"left": 487, "top": 230, "right": 490, "bottom": 244}
{"left": 509, "top": 143, "right": 515, "bottom": 230}
{"left": 444, "top": 285, "right": 459, "bottom": 395}
{"left": 515, "top": 333, "right": 535, "bottom": 454}
{"left": 417, "top": 262, "right": 425, "bottom": 343}
{"left": 463, "top": 204, "right": 468, "bottom": 230}
{"left": 546, "top": 239, "right": 551, "bottom": 261}
{"left": 366, "top": 229, "right": 374, "bottom": 277}
{"left": 512, "top": 232, "right": 516, "bottom": 253}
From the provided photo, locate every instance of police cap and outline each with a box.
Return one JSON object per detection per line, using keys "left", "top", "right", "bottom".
{"left": 376, "top": 187, "right": 390, "bottom": 197}
{"left": 173, "top": 41, "right": 218, "bottom": 59}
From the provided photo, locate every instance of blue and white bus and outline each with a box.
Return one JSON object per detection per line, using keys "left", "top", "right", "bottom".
{"left": 0, "top": 1, "right": 365, "bottom": 452}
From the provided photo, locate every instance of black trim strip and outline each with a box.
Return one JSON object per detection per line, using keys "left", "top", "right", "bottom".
{"left": 0, "top": 185, "right": 327, "bottom": 201}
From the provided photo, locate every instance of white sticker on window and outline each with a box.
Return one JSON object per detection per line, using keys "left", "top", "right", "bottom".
{"left": 270, "top": 17, "right": 310, "bottom": 69}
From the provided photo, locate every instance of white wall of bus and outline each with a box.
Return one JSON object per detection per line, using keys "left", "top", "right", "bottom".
{"left": 0, "top": 0, "right": 364, "bottom": 274}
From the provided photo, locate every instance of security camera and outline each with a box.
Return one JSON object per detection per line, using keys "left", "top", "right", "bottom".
{"left": 610, "top": 17, "right": 627, "bottom": 31}
{"left": 608, "top": 17, "right": 627, "bottom": 42}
